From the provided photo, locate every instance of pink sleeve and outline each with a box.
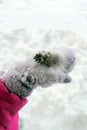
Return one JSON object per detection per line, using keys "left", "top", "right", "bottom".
{"left": 0, "top": 79, "right": 28, "bottom": 130}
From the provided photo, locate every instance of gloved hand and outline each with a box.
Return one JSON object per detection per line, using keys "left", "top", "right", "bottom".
{"left": 2, "top": 48, "right": 76, "bottom": 98}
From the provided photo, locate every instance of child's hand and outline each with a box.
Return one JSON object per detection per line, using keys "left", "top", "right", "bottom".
{"left": 2, "top": 48, "right": 76, "bottom": 98}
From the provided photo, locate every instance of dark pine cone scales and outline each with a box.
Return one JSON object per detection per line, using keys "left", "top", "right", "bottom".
{"left": 33, "top": 51, "right": 57, "bottom": 67}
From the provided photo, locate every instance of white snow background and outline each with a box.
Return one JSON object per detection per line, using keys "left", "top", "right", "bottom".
{"left": 0, "top": 0, "right": 87, "bottom": 130}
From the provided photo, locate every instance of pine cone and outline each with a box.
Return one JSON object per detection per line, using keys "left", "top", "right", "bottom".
{"left": 33, "top": 51, "right": 57, "bottom": 67}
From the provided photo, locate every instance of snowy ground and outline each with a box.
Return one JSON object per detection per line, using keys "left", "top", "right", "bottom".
{"left": 0, "top": 0, "right": 87, "bottom": 130}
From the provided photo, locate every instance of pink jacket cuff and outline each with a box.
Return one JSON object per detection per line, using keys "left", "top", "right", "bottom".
{"left": 0, "top": 79, "right": 28, "bottom": 129}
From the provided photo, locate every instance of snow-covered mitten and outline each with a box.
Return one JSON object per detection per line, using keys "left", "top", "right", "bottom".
{"left": 2, "top": 48, "right": 76, "bottom": 98}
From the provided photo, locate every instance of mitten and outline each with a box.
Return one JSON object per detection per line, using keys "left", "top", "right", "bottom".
{"left": 2, "top": 48, "right": 76, "bottom": 98}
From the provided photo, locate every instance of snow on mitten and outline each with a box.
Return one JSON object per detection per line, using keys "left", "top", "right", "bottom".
{"left": 0, "top": 71, "right": 5, "bottom": 77}
{"left": 2, "top": 48, "right": 76, "bottom": 98}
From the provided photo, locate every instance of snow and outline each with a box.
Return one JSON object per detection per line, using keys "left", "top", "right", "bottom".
{"left": 0, "top": 0, "right": 87, "bottom": 130}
